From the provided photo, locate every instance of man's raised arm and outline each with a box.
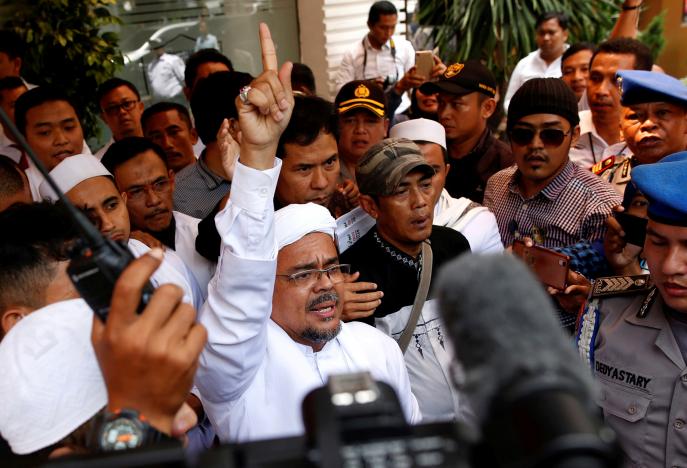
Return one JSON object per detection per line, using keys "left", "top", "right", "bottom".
{"left": 194, "top": 23, "right": 294, "bottom": 416}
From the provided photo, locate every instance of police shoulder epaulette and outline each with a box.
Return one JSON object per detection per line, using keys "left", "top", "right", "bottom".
{"left": 591, "top": 274, "right": 652, "bottom": 298}
{"left": 591, "top": 155, "right": 616, "bottom": 175}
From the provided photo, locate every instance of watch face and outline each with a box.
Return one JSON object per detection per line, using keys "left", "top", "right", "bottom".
{"left": 100, "top": 417, "right": 144, "bottom": 451}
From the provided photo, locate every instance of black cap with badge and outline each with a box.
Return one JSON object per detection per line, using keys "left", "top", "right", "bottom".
{"left": 420, "top": 60, "right": 497, "bottom": 98}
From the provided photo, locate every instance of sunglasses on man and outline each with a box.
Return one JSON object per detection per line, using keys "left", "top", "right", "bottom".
{"left": 508, "top": 127, "right": 572, "bottom": 147}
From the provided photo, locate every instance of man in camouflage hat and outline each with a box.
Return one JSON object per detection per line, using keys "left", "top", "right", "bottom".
{"left": 340, "top": 137, "right": 472, "bottom": 424}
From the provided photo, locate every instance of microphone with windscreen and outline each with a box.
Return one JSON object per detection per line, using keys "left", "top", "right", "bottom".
{"left": 0, "top": 106, "right": 153, "bottom": 322}
{"left": 436, "top": 254, "right": 621, "bottom": 468}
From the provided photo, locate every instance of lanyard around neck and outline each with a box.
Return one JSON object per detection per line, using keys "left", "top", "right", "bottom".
{"left": 362, "top": 36, "right": 397, "bottom": 81}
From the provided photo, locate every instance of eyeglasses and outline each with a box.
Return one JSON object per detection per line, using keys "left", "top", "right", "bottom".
{"left": 124, "top": 178, "right": 172, "bottom": 202}
{"left": 276, "top": 264, "right": 351, "bottom": 287}
{"left": 103, "top": 99, "right": 139, "bottom": 116}
{"left": 509, "top": 127, "right": 572, "bottom": 147}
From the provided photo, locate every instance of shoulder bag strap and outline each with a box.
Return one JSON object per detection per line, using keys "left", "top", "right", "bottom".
{"left": 397, "top": 240, "right": 433, "bottom": 353}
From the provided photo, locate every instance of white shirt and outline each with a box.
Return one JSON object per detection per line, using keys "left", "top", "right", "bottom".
{"left": 147, "top": 53, "right": 186, "bottom": 99}
{"left": 194, "top": 160, "right": 421, "bottom": 442}
{"left": 433, "top": 189, "right": 503, "bottom": 254}
{"left": 24, "top": 144, "right": 95, "bottom": 201}
{"left": 94, "top": 138, "right": 113, "bottom": 160}
{"left": 504, "top": 47, "right": 568, "bottom": 112}
{"left": 569, "top": 109, "right": 609, "bottom": 169}
{"left": 194, "top": 34, "right": 219, "bottom": 52}
{"left": 336, "top": 35, "right": 415, "bottom": 113}
{"left": 127, "top": 238, "right": 202, "bottom": 310}
{"left": 173, "top": 210, "right": 215, "bottom": 299}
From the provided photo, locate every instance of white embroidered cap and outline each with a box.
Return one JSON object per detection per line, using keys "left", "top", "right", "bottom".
{"left": 39, "top": 154, "right": 112, "bottom": 201}
{"left": 0, "top": 299, "right": 107, "bottom": 454}
{"left": 389, "top": 118, "right": 447, "bottom": 150}
{"left": 275, "top": 203, "right": 337, "bottom": 251}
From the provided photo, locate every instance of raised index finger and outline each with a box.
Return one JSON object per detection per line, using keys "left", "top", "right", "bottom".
{"left": 259, "top": 23, "right": 278, "bottom": 72}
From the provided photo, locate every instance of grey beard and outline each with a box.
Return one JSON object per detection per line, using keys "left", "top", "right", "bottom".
{"left": 301, "top": 321, "right": 342, "bottom": 344}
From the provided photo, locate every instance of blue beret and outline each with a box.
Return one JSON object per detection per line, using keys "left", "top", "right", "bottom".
{"left": 617, "top": 70, "right": 687, "bottom": 107}
{"left": 632, "top": 151, "right": 687, "bottom": 226}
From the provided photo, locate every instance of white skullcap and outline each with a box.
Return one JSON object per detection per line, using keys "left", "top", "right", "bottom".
{"left": 389, "top": 118, "right": 447, "bottom": 150}
{"left": 0, "top": 299, "right": 107, "bottom": 454}
{"left": 39, "top": 154, "right": 112, "bottom": 201}
{"left": 275, "top": 203, "right": 337, "bottom": 251}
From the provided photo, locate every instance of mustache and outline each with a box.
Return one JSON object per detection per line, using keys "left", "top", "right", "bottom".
{"left": 145, "top": 208, "right": 169, "bottom": 219}
{"left": 307, "top": 292, "right": 339, "bottom": 310}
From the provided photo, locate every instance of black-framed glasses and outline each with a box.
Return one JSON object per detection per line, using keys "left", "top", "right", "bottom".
{"left": 509, "top": 127, "right": 572, "bottom": 147}
{"left": 103, "top": 99, "right": 139, "bottom": 116}
{"left": 124, "top": 178, "right": 172, "bottom": 202}
{"left": 276, "top": 264, "right": 351, "bottom": 287}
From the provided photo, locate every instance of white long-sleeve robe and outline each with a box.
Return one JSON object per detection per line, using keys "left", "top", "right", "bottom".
{"left": 194, "top": 160, "right": 421, "bottom": 443}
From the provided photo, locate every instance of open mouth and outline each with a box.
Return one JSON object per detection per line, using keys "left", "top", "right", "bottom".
{"left": 309, "top": 302, "right": 336, "bottom": 319}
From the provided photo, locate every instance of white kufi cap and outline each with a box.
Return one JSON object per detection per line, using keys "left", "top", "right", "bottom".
{"left": 389, "top": 118, "right": 447, "bottom": 150}
{"left": 275, "top": 203, "right": 337, "bottom": 251}
{"left": 39, "top": 154, "right": 112, "bottom": 201}
{"left": 0, "top": 299, "right": 107, "bottom": 454}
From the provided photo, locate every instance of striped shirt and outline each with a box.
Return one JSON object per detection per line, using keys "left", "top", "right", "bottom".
{"left": 173, "top": 155, "right": 230, "bottom": 219}
{"left": 483, "top": 160, "right": 621, "bottom": 248}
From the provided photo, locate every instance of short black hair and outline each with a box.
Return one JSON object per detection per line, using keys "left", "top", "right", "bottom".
{"left": 0, "top": 156, "right": 27, "bottom": 203}
{"left": 277, "top": 96, "right": 337, "bottom": 158}
{"left": 0, "top": 76, "right": 26, "bottom": 98}
{"left": 291, "top": 63, "right": 316, "bottom": 95}
{"left": 0, "top": 30, "right": 24, "bottom": 60}
{"left": 0, "top": 202, "right": 77, "bottom": 316}
{"left": 14, "top": 87, "right": 79, "bottom": 135}
{"left": 535, "top": 11, "right": 569, "bottom": 30}
{"left": 184, "top": 48, "right": 234, "bottom": 89}
{"left": 190, "top": 70, "right": 253, "bottom": 145}
{"left": 368, "top": 1, "right": 397, "bottom": 25}
{"left": 101, "top": 136, "right": 168, "bottom": 175}
{"left": 141, "top": 101, "right": 193, "bottom": 132}
{"left": 591, "top": 38, "right": 653, "bottom": 71}
{"left": 561, "top": 42, "right": 597, "bottom": 68}
{"left": 95, "top": 77, "right": 140, "bottom": 109}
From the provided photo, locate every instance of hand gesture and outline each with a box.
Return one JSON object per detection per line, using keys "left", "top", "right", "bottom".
{"left": 603, "top": 207, "right": 643, "bottom": 275}
{"left": 237, "top": 23, "right": 294, "bottom": 167}
{"left": 395, "top": 67, "right": 425, "bottom": 94}
{"left": 217, "top": 118, "right": 241, "bottom": 181}
{"left": 548, "top": 270, "right": 592, "bottom": 316}
{"left": 91, "top": 249, "right": 207, "bottom": 435}
{"left": 341, "top": 271, "right": 383, "bottom": 321}
{"left": 430, "top": 54, "right": 447, "bottom": 79}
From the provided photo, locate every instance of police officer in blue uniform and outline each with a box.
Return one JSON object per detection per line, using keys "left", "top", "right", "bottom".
{"left": 577, "top": 151, "right": 687, "bottom": 467}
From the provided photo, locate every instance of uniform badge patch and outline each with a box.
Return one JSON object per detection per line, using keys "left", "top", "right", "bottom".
{"left": 592, "top": 274, "right": 651, "bottom": 297}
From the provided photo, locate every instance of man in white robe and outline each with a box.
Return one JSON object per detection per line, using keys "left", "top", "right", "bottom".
{"left": 194, "top": 24, "right": 420, "bottom": 443}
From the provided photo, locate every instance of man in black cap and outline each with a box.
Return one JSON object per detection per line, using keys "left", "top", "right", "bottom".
{"left": 483, "top": 78, "right": 620, "bottom": 249}
{"left": 334, "top": 80, "right": 389, "bottom": 180}
{"left": 576, "top": 151, "right": 687, "bottom": 467}
{"left": 420, "top": 61, "right": 513, "bottom": 203}
{"left": 340, "top": 138, "right": 472, "bottom": 424}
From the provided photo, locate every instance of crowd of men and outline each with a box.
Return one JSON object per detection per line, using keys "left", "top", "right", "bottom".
{"left": 1, "top": 1, "right": 687, "bottom": 466}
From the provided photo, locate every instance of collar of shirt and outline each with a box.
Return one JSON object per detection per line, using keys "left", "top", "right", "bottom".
{"left": 508, "top": 159, "right": 576, "bottom": 201}
{"left": 196, "top": 151, "right": 227, "bottom": 190}
{"left": 461, "top": 127, "right": 492, "bottom": 162}
{"left": 363, "top": 34, "right": 391, "bottom": 52}
{"left": 373, "top": 229, "right": 421, "bottom": 272}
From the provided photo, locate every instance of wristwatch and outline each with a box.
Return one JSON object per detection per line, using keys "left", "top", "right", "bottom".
{"left": 98, "top": 409, "right": 168, "bottom": 451}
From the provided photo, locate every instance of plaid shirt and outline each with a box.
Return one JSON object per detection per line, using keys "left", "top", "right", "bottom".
{"left": 484, "top": 160, "right": 621, "bottom": 249}
{"left": 173, "top": 154, "right": 230, "bottom": 219}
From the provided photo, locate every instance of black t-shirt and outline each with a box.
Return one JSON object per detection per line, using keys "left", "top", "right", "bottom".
{"left": 340, "top": 226, "right": 471, "bottom": 325}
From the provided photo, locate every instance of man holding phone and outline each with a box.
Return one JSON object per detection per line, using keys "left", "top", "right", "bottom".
{"left": 577, "top": 151, "right": 687, "bottom": 467}
{"left": 484, "top": 78, "right": 620, "bottom": 249}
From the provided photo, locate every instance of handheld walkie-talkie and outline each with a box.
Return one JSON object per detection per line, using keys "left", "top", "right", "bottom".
{"left": 0, "top": 107, "right": 154, "bottom": 322}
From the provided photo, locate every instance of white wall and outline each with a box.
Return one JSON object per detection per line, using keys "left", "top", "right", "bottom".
{"left": 297, "top": 0, "right": 416, "bottom": 100}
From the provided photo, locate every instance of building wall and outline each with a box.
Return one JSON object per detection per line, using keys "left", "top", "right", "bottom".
{"left": 642, "top": 0, "right": 687, "bottom": 78}
{"left": 298, "top": 0, "right": 415, "bottom": 100}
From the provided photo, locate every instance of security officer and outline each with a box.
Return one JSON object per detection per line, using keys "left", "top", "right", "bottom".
{"left": 592, "top": 70, "right": 687, "bottom": 196}
{"left": 577, "top": 151, "right": 687, "bottom": 467}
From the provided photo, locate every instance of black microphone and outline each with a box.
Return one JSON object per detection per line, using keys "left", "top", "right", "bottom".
{"left": 436, "top": 254, "right": 621, "bottom": 468}
{"left": 0, "top": 107, "right": 153, "bottom": 321}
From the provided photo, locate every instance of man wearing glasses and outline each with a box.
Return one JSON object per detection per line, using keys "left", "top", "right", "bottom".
{"left": 194, "top": 24, "right": 420, "bottom": 443}
{"left": 101, "top": 136, "right": 214, "bottom": 299}
{"left": 94, "top": 78, "right": 145, "bottom": 160}
{"left": 484, "top": 78, "right": 620, "bottom": 249}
